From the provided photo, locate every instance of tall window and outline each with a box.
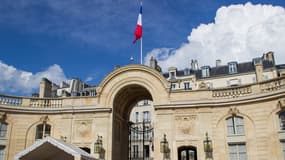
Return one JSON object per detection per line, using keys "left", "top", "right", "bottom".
{"left": 227, "top": 116, "right": 244, "bottom": 135}
{"left": 0, "top": 122, "right": 7, "bottom": 138}
{"left": 281, "top": 141, "right": 285, "bottom": 159}
{"left": 279, "top": 111, "right": 285, "bottom": 130}
{"left": 135, "top": 112, "right": 139, "bottom": 122}
{"left": 133, "top": 145, "right": 139, "bottom": 158}
{"left": 184, "top": 82, "right": 191, "bottom": 90}
{"left": 143, "top": 111, "right": 150, "bottom": 122}
{"left": 228, "top": 144, "right": 247, "bottom": 160}
{"left": 35, "top": 123, "right": 51, "bottom": 140}
{"left": 0, "top": 146, "right": 5, "bottom": 160}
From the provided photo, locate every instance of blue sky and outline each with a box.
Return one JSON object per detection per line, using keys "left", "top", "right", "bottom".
{"left": 0, "top": 0, "right": 285, "bottom": 96}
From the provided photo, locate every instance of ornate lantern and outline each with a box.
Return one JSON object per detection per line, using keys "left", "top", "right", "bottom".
{"left": 160, "top": 134, "right": 169, "bottom": 153}
{"left": 94, "top": 135, "right": 103, "bottom": 153}
{"left": 203, "top": 132, "right": 213, "bottom": 159}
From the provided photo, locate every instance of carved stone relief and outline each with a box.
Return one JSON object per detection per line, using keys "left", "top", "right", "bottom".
{"left": 73, "top": 120, "right": 92, "bottom": 142}
{"left": 175, "top": 115, "right": 197, "bottom": 135}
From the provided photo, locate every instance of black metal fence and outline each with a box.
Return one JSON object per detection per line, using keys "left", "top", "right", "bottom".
{"left": 129, "top": 121, "right": 154, "bottom": 160}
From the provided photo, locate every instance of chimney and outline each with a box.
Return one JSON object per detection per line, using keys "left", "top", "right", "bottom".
{"left": 254, "top": 58, "right": 263, "bottom": 82}
{"left": 39, "top": 78, "right": 52, "bottom": 98}
{"left": 216, "top": 59, "right": 222, "bottom": 67}
{"left": 191, "top": 59, "right": 199, "bottom": 70}
{"left": 150, "top": 56, "right": 157, "bottom": 69}
{"left": 262, "top": 51, "right": 275, "bottom": 65}
{"left": 149, "top": 56, "right": 162, "bottom": 72}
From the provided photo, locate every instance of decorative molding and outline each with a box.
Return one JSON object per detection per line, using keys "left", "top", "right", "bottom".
{"left": 279, "top": 98, "right": 285, "bottom": 109}
{"left": 228, "top": 107, "right": 240, "bottom": 116}
{"left": 40, "top": 115, "right": 49, "bottom": 123}
{"left": 0, "top": 112, "right": 6, "bottom": 121}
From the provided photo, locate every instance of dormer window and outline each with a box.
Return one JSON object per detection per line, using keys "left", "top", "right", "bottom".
{"left": 201, "top": 66, "right": 210, "bottom": 78}
{"left": 170, "top": 71, "right": 176, "bottom": 79}
{"left": 184, "top": 68, "right": 190, "bottom": 76}
{"left": 228, "top": 62, "right": 238, "bottom": 74}
{"left": 168, "top": 67, "right": 177, "bottom": 80}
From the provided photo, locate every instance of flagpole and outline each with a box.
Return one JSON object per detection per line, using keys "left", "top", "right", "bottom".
{"left": 140, "top": 1, "right": 143, "bottom": 65}
{"left": 140, "top": 37, "right": 143, "bottom": 64}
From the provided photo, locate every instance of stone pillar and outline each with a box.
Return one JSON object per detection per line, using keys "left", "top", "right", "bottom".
{"left": 39, "top": 78, "right": 52, "bottom": 98}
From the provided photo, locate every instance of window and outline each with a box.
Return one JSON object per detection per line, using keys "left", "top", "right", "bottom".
{"left": 169, "top": 71, "right": 176, "bottom": 79}
{"left": 135, "top": 112, "right": 139, "bottom": 123}
{"left": 184, "top": 68, "right": 190, "bottom": 75}
{"left": 227, "top": 116, "right": 244, "bottom": 135}
{"left": 279, "top": 112, "right": 285, "bottom": 130}
{"left": 281, "top": 141, "right": 285, "bottom": 159}
{"left": 228, "top": 62, "right": 238, "bottom": 74}
{"left": 228, "top": 144, "right": 247, "bottom": 160}
{"left": 35, "top": 123, "right": 51, "bottom": 140}
{"left": 143, "top": 111, "right": 150, "bottom": 122}
{"left": 184, "top": 82, "right": 191, "bottom": 90}
{"left": 171, "top": 84, "right": 176, "bottom": 90}
{"left": 143, "top": 100, "right": 149, "bottom": 105}
{"left": 0, "top": 122, "right": 7, "bottom": 138}
{"left": 201, "top": 66, "right": 210, "bottom": 78}
{"left": 133, "top": 145, "right": 139, "bottom": 158}
{"left": 0, "top": 146, "right": 5, "bottom": 160}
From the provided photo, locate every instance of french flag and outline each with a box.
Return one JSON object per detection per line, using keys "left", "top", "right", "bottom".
{"left": 133, "top": 4, "right": 142, "bottom": 44}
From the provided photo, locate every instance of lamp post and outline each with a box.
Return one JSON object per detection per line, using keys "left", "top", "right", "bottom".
{"left": 94, "top": 135, "right": 103, "bottom": 154}
{"left": 160, "top": 134, "right": 170, "bottom": 160}
{"left": 203, "top": 132, "right": 213, "bottom": 159}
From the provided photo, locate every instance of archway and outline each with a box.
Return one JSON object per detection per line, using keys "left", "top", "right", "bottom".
{"left": 112, "top": 84, "right": 153, "bottom": 160}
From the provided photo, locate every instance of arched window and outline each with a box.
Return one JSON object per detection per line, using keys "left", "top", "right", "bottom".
{"left": 0, "top": 122, "right": 7, "bottom": 138}
{"left": 226, "top": 116, "right": 244, "bottom": 135}
{"left": 35, "top": 123, "right": 51, "bottom": 140}
{"left": 279, "top": 111, "right": 285, "bottom": 130}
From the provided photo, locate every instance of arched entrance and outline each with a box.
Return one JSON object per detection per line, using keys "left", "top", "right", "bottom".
{"left": 97, "top": 65, "right": 169, "bottom": 160}
{"left": 178, "top": 146, "right": 197, "bottom": 160}
{"left": 112, "top": 84, "right": 153, "bottom": 160}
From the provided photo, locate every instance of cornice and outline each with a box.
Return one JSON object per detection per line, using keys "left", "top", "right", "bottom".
{"left": 0, "top": 105, "right": 112, "bottom": 114}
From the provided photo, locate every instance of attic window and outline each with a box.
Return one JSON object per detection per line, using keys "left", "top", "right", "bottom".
{"left": 201, "top": 66, "right": 210, "bottom": 78}
{"left": 228, "top": 62, "right": 237, "bottom": 74}
{"left": 169, "top": 71, "right": 176, "bottom": 79}
{"left": 184, "top": 68, "right": 190, "bottom": 76}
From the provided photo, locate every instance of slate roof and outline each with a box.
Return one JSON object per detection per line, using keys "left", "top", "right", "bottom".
{"left": 162, "top": 59, "right": 276, "bottom": 79}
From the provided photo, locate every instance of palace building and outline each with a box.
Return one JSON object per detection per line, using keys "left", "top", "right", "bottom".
{"left": 0, "top": 51, "right": 285, "bottom": 160}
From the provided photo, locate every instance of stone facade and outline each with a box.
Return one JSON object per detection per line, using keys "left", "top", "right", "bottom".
{"left": 0, "top": 53, "right": 285, "bottom": 160}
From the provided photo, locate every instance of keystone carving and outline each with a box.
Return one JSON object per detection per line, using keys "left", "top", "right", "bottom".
{"left": 279, "top": 98, "right": 285, "bottom": 109}
{"left": 40, "top": 115, "right": 49, "bottom": 123}
{"left": 0, "top": 112, "right": 6, "bottom": 121}
{"left": 228, "top": 107, "right": 240, "bottom": 116}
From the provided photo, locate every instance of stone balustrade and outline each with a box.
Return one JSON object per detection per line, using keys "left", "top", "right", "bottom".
{"left": 212, "top": 85, "right": 252, "bottom": 98}
{"left": 0, "top": 95, "right": 22, "bottom": 106}
{"left": 260, "top": 77, "right": 285, "bottom": 92}
{"left": 0, "top": 76, "right": 285, "bottom": 108}
{"left": 30, "top": 98, "right": 62, "bottom": 108}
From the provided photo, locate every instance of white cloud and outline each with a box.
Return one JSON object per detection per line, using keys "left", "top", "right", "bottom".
{"left": 145, "top": 2, "right": 285, "bottom": 71}
{"left": 0, "top": 61, "right": 67, "bottom": 95}
{"left": 85, "top": 76, "right": 93, "bottom": 82}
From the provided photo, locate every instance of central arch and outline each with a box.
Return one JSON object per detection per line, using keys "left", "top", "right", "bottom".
{"left": 112, "top": 84, "right": 153, "bottom": 160}
{"left": 97, "top": 65, "right": 169, "bottom": 160}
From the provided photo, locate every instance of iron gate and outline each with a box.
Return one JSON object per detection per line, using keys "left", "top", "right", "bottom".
{"left": 129, "top": 121, "right": 154, "bottom": 160}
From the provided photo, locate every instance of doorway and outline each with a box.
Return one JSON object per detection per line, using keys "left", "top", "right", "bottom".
{"left": 178, "top": 146, "right": 197, "bottom": 160}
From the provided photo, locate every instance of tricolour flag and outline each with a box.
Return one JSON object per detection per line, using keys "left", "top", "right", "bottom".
{"left": 133, "top": 4, "right": 142, "bottom": 44}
